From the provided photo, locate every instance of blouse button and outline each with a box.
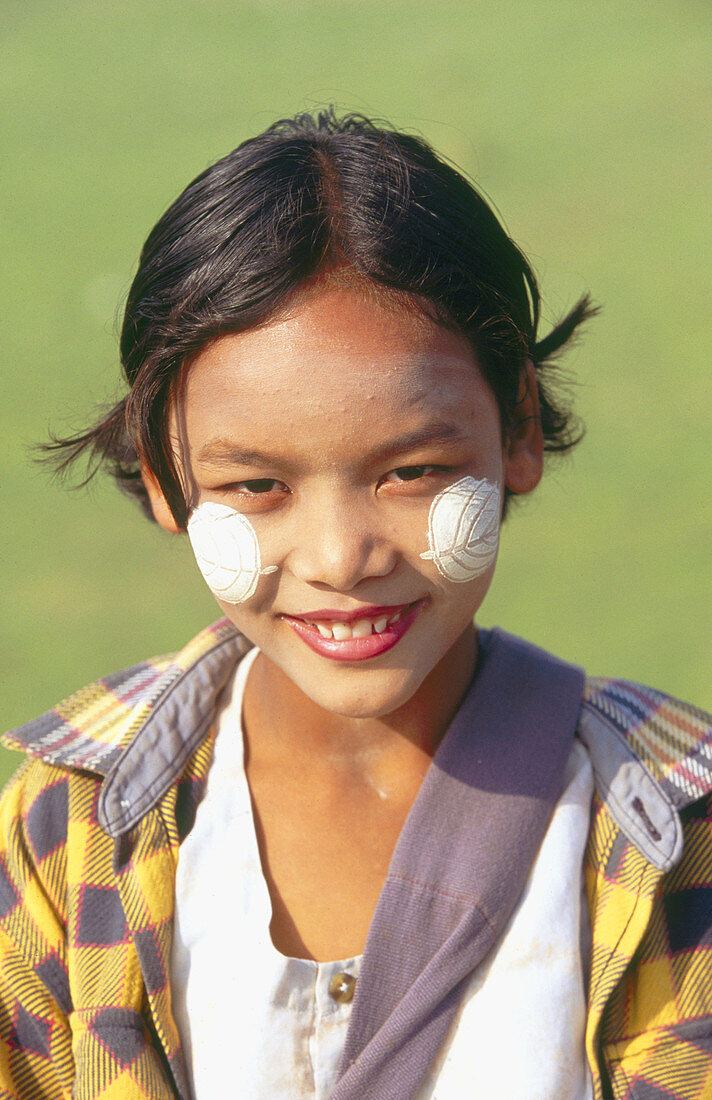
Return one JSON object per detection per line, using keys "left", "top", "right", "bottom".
{"left": 329, "top": 972, "right": 356, "bottom": 1003}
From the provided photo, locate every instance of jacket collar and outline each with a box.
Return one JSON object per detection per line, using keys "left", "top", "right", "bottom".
{"left": 4, "top": 621, "right": 712, "bottom": 849}
{"left": 2, "top": 620, "right": 248, "bottom": 836}
{"left": 577, "top": 679, "right": 712, "bottom": 872}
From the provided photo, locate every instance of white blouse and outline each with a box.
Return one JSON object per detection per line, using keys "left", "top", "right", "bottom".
{"left": 171, "top": 649, "right": 360, "bottom": 1098}
{"left": 171, "top": 649, "right": 593, "bottom": 1098}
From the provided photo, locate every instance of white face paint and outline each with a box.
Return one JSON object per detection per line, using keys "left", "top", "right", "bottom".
{"left": 420, "top": 475, "right": 501, "bottom": 583}
{"left": 187, "top": 502, "right": 277, "bottom": 604}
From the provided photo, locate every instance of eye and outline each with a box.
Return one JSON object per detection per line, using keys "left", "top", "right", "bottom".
{"left": 236, "top": 478, "right": 285, "bottom": 495}
{"left": 213, "top": 477, "right": 290, "bottom": 513}
{"left": 382, "top": 465, "right": 437, "bottom": 483}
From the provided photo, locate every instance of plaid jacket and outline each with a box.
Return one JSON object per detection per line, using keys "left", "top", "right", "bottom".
{"left": 0, "top": 620, "right": 710, "bottom": 1099}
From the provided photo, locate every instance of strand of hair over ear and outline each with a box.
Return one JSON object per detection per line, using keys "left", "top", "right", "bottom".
{"left": 526, "top": 293, "right": 600, "bottom": 456}
{"left": 533, "top": 294, "right": 599, "bottom": 363}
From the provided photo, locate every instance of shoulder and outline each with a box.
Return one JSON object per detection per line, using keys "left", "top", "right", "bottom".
{"left": 483, "top": 629, "right": 712, "bottom": 810}
{"left": 1, "top": 620, "right": 250, "bottom": 845}
{"left": 0, "top": 755, "right": 79, "bottom": 919}
{"left": 577, "top": 675, "right": 712, "bottom": 877}
{"left": 1, "top": 619, "right": 244, "bottom": 776}
{"left": 582, "top": 675, "right": 712, "bottom": 809}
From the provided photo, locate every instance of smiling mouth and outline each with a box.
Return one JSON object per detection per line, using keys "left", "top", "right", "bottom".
{"left": 294, "top": 604, "right": 414, "bottom": 640}
{"left": 282, "top": 600, "right": 425, "bottom": 661}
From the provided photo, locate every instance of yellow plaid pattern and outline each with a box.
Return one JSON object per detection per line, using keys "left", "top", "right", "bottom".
{"left": 586, "top": 791, "right": 712, "bottom": 1099}
{"left": 0, "top": 621, "right": 710, "bottom": 1098}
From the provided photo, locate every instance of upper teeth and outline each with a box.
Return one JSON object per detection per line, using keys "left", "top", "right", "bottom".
{"left": 309, "top": 609, "right": 405, "bottom": 640}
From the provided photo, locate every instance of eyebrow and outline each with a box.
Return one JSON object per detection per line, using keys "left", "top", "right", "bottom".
{"left": 363, "top": 423, "right": 469, "bottom": 465}
{"left": 195, "top": 422, "right": 468, "bottom": 470}
{"left": 195, "top": 441, "right": 285, "bottom": 468}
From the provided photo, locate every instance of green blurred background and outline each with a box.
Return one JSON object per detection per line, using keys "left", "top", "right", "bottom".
{"left": 2, "top": 0, "right": 710, "bottom": 783}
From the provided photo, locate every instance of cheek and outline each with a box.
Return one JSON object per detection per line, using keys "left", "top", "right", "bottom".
{"left": 419, "top": 476, "right": 501, "bottom": 583}
{"left": 186, "top": 502, "right": 277, "bottom": 604}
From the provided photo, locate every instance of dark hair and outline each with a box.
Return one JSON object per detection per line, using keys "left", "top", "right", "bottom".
{"left": 47, "top": 108, "right": 595, "bottom": 527}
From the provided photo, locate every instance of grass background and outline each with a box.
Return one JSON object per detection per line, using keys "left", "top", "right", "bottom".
{"left": 2, "top": 0, "right": 710, "bottom": 784}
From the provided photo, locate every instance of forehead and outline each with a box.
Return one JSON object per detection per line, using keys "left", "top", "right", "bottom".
{"left": 179, "top": 286, "right": 499, "bottom": 448}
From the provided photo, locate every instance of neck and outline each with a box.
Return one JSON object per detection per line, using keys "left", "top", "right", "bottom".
{"left": 242, "top": 625, "right": 479, "bottom": 772}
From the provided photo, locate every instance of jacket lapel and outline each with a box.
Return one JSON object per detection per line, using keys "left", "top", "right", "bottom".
{"left": 333, "top": 629, "right": 585, "bottom": 1099}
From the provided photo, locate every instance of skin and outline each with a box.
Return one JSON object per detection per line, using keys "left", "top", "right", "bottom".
{"left": 144, "top": 283, "right": 543, "bottom": 960}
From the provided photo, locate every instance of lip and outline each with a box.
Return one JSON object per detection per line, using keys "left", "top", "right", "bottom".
{"left": 290, "top": 603, "right": 413, "bottom": 625}
{"left": 282, "top": 600, "right": 426, "bottom": 662}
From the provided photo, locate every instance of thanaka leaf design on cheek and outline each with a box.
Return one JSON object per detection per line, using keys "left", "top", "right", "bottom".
{"left": 420, "top": 476, "right": 501, "bottom": 582}
{"left": 187, "top": 502, "right": 277, "bottom": 604}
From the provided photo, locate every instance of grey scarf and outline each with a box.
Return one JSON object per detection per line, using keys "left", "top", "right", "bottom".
{"left": 332, "top": 628, "right": 585, "bottom": 1099}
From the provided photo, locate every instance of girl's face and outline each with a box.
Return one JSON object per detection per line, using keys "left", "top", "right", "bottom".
{"left": 146, "top": 284, "right": 542, "bottom": 720}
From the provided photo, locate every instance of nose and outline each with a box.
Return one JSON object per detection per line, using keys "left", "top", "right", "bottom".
{"left": 285, "top": 498, "right": 398, "bottom": 592}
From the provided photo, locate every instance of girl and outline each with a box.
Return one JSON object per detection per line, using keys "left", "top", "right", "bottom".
{"left": 1, "top": 110, "right": 710, "bottom": 1100}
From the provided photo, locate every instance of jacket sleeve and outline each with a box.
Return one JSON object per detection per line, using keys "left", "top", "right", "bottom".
{"left": 601, "top": 791, "right": 712, "bottom": 1099}
{"left": 0, "top": 760, "right": 74, "bottom": 1099}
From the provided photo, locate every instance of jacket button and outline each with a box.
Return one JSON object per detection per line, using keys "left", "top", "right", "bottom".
{"left": 329, "top": 972, "right": 356, "bottom": 1003}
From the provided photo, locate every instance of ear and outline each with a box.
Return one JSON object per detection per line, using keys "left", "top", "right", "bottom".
{"left": 140, "top": 465, "right": 183, "bottom": 534}
{"left": 503, "top": 360, "right": 544, "bottom": 495}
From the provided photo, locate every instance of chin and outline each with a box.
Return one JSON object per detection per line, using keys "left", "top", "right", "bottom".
{"left": 295, "top": 666, "right": 427, "bottom": 721}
